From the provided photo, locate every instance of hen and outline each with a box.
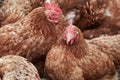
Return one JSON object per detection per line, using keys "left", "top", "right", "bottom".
{"left": 80, "top": 0, "right": 120, "bottom": 39}
{"left": 45, "top": 20, "right": 117, "bottom": 80}
{"left": 76, "top": 0, "right": 111, "bottom": 30}
{"left": 0, "top": 2, "right": 67, "bottom": 77}
{"left": 0, "top": 55, "right": 41, "bottom": 80}
{"left": 0, "top": 0, "right": 44, "bottom": 26}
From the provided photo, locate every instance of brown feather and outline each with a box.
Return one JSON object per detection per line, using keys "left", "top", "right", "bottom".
{"left": 0, "top": 6, "right": 68, "bottom": 77}
{"left": 45, "top": 26, "right": 117, "bottom": 80}
{"left": 0, "top": 55, "right": 41, "bottom": 80}
{"left": 0, "top": 0, "right": 44, "bottom": 26}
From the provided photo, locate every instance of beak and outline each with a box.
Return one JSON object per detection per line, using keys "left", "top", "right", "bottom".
{"left": 66, "top": 36, "right": 72, "bottom": 45}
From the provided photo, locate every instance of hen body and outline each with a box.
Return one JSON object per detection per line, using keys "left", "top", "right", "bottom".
{"left": 0, "top": 55, "right": 41, "bottom": 80}
{"left": 0, "top": 6, "right": 67, "bottom": 77}
{"left": 0, "top": 7, "right": 54, "bottom": 60}
{"left": 45, "top": 26, "right": 117, "bottom": 80}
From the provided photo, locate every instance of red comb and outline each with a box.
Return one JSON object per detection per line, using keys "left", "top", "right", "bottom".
{"left": 45, "top": 2, "right": 62, "bottom": 14}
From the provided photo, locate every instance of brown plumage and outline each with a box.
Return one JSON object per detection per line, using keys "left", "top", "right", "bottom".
{"left": 76, "top": 0, "right": 111, "bottom": 31}
{"left": 0, "top": 0, "right": 44, "bottom": 26}
{"left": 0, "top": 55, "right": 41, "bottom": 80}
{"left": 77, "top": 0, "right": 120, "bottom": 39}
{"left": 83, "top": 17, "right": 120, "bottom": 39}
{"left": 86, "top": 35, "right": 120, "bottom": 69}
{"left": 0, "top": 4, "right": 68, "bottom": 77}
{"left": 51, "top": 0, "right": 84, "bottom": 13}
{"left": 45, "top": 25, "right": 85, "bottom": 80}
{"left": 50, "top": 0, "right": 90, "bottom": 25}
{"left": 45, "top": 23, "right": 117, "bottom": 80}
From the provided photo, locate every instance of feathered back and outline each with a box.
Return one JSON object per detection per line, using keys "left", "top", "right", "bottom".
{"left": 0, "top": 55, "right": 41, "bottom": 80}
{"left": 18, "top": 7, "right": 56, "bottom": 38}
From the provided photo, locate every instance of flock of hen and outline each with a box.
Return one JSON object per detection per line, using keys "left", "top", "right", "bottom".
{"left": 0, "top": 0, "right": 120, "bottom": 80}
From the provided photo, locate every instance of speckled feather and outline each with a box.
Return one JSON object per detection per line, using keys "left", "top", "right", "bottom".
{"left": 0, "top": 55, "right": 41, "bottom": 80}
{"left": 83, "top": 16, "right": 120, "bottom": 39}
{"left": 45, "top": 26, "right": 117, "bottom": 80}
{"left": 77, "top": 0, "right": 120, "bottom": 32}
{"left": 0, "top": 0, "right": 44, "bottom": 26}
{"left": 0, "top": 6, "right": 68, "bottom": 77}
{"left": 0, "top": 6, "right": 67, "bottom": 59}
{"left": 87, "top": 34, "right": 120, "bottom": 68}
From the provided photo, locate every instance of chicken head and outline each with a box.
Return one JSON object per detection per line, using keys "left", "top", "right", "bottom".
{"left": 64, "top": 19, "right": 79, "bottom": 45}
{"left": 45, "top": 2, "right": 62, "bottom": 23}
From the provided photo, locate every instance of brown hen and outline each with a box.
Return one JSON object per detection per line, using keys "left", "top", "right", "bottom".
{"left": 0, "top": 55, "right": 41, "bottom": 80}
{"left": 0, "top": 2, "right": 68, "bottom": 77}
{"left": 45, "top": 20, "right": 117, "bottom": 80}
{"left": 79, "top": 0, "right": 120, "bottom": 39}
